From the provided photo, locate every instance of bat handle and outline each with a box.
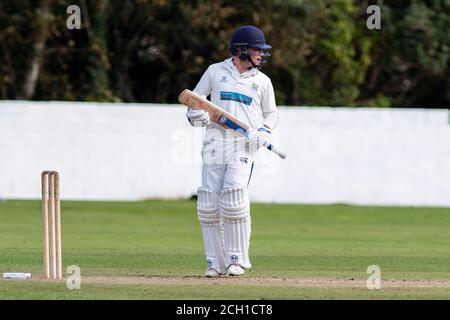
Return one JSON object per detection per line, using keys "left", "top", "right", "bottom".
{"left": 262, "top": 141, "right": 287, "bottom": 159}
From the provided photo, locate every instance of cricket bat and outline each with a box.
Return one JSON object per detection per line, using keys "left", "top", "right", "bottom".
{"left": 178, "top": 89, "right": 287, "bottom": 159}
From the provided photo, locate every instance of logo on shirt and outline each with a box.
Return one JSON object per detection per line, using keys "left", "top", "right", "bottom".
{"left": 251, "top": 83, "right": 259, "bottom": 91}
{"left": 220, "top": 76, "right": 228, "bottom": 83}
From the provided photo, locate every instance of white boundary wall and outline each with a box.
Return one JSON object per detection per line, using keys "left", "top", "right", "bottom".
{"left": 1, "top": 101, "right": 449, "bottom": 206}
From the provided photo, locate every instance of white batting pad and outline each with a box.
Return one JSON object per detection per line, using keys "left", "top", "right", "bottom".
{"left": 197, "top": 187, "right": 226, "bottom": 274}
{"left": 219, "top": 187, "right": 252, "bottom": 269}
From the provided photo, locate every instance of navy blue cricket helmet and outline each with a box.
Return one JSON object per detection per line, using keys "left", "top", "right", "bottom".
{"left": 229, "top": 25, "right": 271, "bottom": 68}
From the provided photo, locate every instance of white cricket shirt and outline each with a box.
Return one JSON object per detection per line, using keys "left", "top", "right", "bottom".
{"left": 193, "top": 58, "right": 278, "bottom": 143}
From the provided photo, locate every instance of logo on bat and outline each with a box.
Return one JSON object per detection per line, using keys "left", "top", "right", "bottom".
{"left": 218, "top": 115, "right": 227, "bottom": 124}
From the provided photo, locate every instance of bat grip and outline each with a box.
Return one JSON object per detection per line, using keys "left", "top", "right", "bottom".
{"left": 262, "top": 141, "right": 287, "bottom": 159}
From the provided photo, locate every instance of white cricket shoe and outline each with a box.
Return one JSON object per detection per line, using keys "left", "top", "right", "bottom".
{"left": 204, "top": 269, "right": 221, "bottom": 278}
{"left": 227, "top": 265, "right": 245, "bottom": 276}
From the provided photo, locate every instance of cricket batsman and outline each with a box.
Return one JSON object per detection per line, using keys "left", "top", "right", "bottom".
{"left": 186, "top": 25, "right": 279, "bottom": 277}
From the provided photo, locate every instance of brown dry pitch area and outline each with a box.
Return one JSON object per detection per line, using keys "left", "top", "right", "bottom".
{"left": 31, "top": 276, "right": 450, "bottom": 288}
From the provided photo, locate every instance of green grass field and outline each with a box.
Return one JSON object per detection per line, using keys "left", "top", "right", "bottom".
{"left": 0, "top": 199, "right": 449, "bottom": 299}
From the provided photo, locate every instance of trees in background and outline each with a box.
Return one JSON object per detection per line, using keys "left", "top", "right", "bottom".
{"left": 0, "top": 0, "right": 448, "bottom": 108}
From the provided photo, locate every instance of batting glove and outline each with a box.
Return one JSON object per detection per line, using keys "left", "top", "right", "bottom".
{"left": 246, "top": 126, "right": 271, "bottom": 152}
{"left": 186, "top": 95, "right": 210, "bottom": 127}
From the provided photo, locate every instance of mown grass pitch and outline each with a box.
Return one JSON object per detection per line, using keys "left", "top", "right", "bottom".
{"left": 0, "top": 200, "right": 449, "bottom": 299}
